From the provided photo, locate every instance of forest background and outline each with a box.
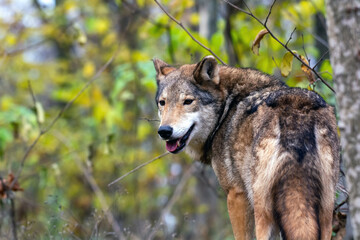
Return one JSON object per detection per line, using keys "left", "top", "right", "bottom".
{"left": 0, "top": 0, "right": 348, "bottom": 239}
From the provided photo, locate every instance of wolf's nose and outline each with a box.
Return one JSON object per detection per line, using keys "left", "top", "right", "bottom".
{"left": 158, "top": 125, "right": 173, "bottom": 139}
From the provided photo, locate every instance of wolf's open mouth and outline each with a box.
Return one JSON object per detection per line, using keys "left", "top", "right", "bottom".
{"left": 166, "top": 124, "right": 195, "bottom": 153}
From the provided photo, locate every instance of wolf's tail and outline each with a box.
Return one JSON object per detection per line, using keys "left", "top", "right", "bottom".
{"left": 273, "top": 162, "right": 322, "bottom": 240}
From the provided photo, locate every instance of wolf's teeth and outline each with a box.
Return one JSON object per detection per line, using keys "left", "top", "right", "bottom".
{"left": 177, "top": 140, "right": 180, "bottom": 147}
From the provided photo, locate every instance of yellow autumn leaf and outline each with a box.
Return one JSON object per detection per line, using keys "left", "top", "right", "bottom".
{"left": 94, "top": 19, "right": 110, "bottom": 34}
{"left": 77, "top": 33, "right": 87, "bottom": 45}
{"left": 280, "top": 51, "right": 297, "bottom": 77}
{"left": 251, "top": 29, "right": 269, "bottom": 55}
{"left": 35, "top": 101, "right": 45, "bottom": 124}
{"left": 137, "top": 122, "right": 152, "bottom": 141}
{"left": 299, "top": 55, "right": 315, "bottom": 84}
{"left": 5, "top": 34, "right": 17, "bottom": 46}
{"left": 190, "top": 13, "right": 199, "bottom": 25}
{"left": 83, "top": 61, "right": 95, "bottom": 78}
{"left": 94, "top": 100, "right": 110, "bottom": 122}
{"left": 1, "top": 96, "right": 13, "bottom": 110}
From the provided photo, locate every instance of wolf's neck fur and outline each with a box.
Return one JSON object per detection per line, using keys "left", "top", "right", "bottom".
{"left": 198, "top": 67, "right": 285, "bottom": 164}
{"left": 218, "top": 66, "right": 285, "bottom": 99}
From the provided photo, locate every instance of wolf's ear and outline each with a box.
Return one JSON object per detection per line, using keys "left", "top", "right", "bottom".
{"left": 193, "top": 56, "right": 220, "bottom": 85}
{"left": 152, "top": 58, "right": 176, "bottom": 82}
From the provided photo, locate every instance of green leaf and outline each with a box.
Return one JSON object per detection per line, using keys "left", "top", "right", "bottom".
{"left": 0, "top": 128, "right": 13, "bottom": 159}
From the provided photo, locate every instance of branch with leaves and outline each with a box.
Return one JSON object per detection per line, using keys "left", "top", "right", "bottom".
{"left": 4, "top": 47, "right": 121, "bottom": 239}
{"left": 108, "top": 152, "right": 169, "bottom": 186}
{"left": 8, "top": 48, "right": 120, "bottom": 192}
{"left": 222, "top": 0, "right": 335, "bottom": 93}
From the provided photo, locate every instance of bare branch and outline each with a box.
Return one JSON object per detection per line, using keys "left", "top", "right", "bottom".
{"left": 318, "top": 71, "right": 333, "bottom": 78}
{"left": 334, "top": 195, "right": 349, "bottom": 212}
{"left": 285, "top": 27, "right": 297, "bottom": 47}
{"left": 27, "top": 80, "right": 42, "bottom": 128}
{"left": 312, "top": 50, "right": 329, "bottom": 70}
{"left": 2, "top": 39, "right": 48, "bottom": 57}
{"left": 27, "top": 80, "right": 37, "bottom": 107}
{"left": 153, "top": 0, "right": 226, "bottom": 65}
{"left": 271, "top": 56, "right": 280, "bottom": 70}
{"left": 337, "top": 183, "right": 349, "bottom": 196}
{"left": 301, "top": 34, "right": 310, "bottom": 64}
{"left": 240, "top": 0, "right": 253, "bottom": 14}
{"left": 222, "top": 0, "right": 252, "bottom": 15}
{"left": 264, "top": 0, "right": 277, "bottom": 26}
{"left": 139, "top": 117, "right": 160, "bottom": 122}
{"left": 108, "top": 152, "right": 170, "bottom": 186}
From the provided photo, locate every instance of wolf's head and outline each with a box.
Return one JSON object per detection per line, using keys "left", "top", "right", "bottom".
{"left": 153, "top": 56, "right": 224, "bottom": 159}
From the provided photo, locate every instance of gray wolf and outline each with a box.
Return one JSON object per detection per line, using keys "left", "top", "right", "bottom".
{"left": 152, "top": 56, "right": 340, "bottom": 240}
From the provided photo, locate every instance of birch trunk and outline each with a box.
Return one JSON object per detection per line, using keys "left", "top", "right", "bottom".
{"left": 326, "top": 0, "right": 360, "bottom": 237}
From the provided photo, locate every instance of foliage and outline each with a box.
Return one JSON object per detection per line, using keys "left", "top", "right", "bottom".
{"left": 0, "top": 0, "right": 336, "bottom": 239}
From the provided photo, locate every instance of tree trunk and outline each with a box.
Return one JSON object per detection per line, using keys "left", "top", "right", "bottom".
{"left": 326, "top": 0, "right": 360, "bottom": 238}
{"left": 197, "top": 0, "right": 217, "bottom": 40}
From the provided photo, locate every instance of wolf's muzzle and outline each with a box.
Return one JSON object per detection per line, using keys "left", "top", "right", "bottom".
{"left": 158, "top": 125, "right": 173, "bottom": 139}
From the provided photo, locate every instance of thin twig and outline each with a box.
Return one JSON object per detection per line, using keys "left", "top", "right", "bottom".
{"left": 2, "top": 40, "right": 47, "bottom": 57}
{"left": 222, "top": 0, "right": 336, "bottom": 93}
{"left": 222, "top": 0, "right": 251, "bottom": 16}
{"left": 285, "top": 27, "right": 297, "bottom": 47}
{"left": 337, "top": 183, "right": 349, "bottom": 196}
{"left": 147, "top": 164, "right": 194, "bottom": 240}
{"left": 334, "top": 195, "right": 349, "bottom": 212}
{"left": 108, "top": 152, "right": 170, "bottom": 186}
{"left": 264, "top": 0, "right": 277, "bottom": 26}
{"left": 28, "top": 80, "right": 42, "bottom": 127}
{"left": 139, "top": 117, "right": 160, "bottom": 122}
{"left": 153, "top": 0, "right": 226, "bottom": 65}
{"left": 272, "top": 56, "right": 280, "bottom": 70}
{"left": 9, "top": 48, "right": 120, "bottom": 190}
{"left": 241, "top": 0, "right": 253, "bottom": 15}
{"left": 312, "top": 49, "right": 329, "bottom": 70}
{"left": 301, "top": 34, "right": 309, "bottom": 63}
{"left": 318, "top": 71, "right": 333, "bottom": 78}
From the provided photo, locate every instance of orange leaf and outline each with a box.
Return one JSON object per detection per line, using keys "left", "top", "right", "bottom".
{"left": 251, "top": 29, "right": 269, "bottom": 55}
{"left": 0, "top": 173, "right": 23, "bottom": 199}
{"left": 300, "top": 55, "right": 315, "bottom": 84}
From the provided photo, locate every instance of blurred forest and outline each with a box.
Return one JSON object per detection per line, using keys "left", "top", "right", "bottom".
{"left": 0, "top": 0, "right": 339, "bottom": 239}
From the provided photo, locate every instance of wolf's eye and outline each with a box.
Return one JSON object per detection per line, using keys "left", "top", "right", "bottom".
{"left": 184, "top": 99, "right": 194, "bottom": 105}
{"left": 159, "top": 100, "right": 165, "bottom": 106}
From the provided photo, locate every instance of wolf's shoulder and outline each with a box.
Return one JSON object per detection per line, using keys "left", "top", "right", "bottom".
{"left": 264, "top": 87, "right": 327, "bottom": 111}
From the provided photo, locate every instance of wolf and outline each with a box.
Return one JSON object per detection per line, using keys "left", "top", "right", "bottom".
{"left": 152, "top": 55, "right": 340, "bottom": 240}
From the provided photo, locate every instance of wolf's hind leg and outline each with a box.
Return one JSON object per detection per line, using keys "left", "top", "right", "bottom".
{"left": 320, "top": 202, "right": 335, "bottom": 240}
{"left": 227, "top": 188, "right": 254, "bottom": 240}
{"left": 253, "top": 200, "right": 275, "bottom": 240}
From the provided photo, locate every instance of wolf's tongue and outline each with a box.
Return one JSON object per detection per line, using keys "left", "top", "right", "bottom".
{"left": 166, "top": 139, "right": 179, "bottom": 152}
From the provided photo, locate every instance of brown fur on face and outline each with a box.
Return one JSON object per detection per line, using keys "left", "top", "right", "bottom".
{"left": 153, "top": 56, "right": 340, "bottom": 240}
